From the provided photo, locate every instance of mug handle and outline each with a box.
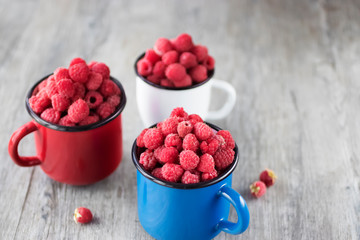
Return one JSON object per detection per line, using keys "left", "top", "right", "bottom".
{"left": 216, "top": 185, "right": 250, "bottom": 235}
{"left": 8, "top": 121, "right": 42, "bottom": 167}
{"left": 206, "top": 79, "right": 237, "bottom": 120}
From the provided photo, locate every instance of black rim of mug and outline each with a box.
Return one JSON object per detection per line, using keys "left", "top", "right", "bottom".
{"left": 25, "top": 74, "right": 127, "bottom": 132}
{"left": 131, "top": 122, "right": 239, "bottom": 189}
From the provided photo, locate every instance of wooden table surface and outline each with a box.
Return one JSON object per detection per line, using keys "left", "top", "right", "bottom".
{"left": 1, "top": 0, "right": 360, "bottom": 239}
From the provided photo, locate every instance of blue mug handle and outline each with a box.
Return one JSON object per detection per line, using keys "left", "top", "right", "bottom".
{"left": 216, "top": 185, "right": 250, "bottom": 234}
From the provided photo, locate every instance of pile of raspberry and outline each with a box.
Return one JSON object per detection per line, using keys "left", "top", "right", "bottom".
{"left": 29, "top": 58, "right": 121, "bottom": 126}
{"left": 136, "top": 107, "right": 235, "bottom": 184}
{"left": 136, "top": 33, "right": 215, "bottom": 88}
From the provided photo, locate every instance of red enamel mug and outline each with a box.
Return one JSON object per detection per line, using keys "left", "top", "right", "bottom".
{"left": 8, "top": 75, "right": 127, "bottom": 185}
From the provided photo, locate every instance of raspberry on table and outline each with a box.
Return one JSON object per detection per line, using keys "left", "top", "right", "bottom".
{"left": 146, "top": 74, "right": 161, "bottom": 85}
{"left": 170, "top": 107, "right": 188, "bottom": 121}
{"left": 72, "top": 82, "right": 86, "bottom": 101}
{"left": 202, "top": 170, "right": 218, "bottom": 181}
{"left": 56, "top": 78, "right": 75, "bottom": 98}
{"left": 74, "top": 207, "right": 93, "bottom": 224}
{"left": 107, "top": 94, "right": 121, "bottom": 108}
{"left": 137, "top": 58, "right": 153, "bottom": 76}
{"left": 160, "top": 117, "right": 179, "bottom": 136}
{"left": 259, "top": 169, "right": 277, "bottom": 187}
{"left": 96, "top": 102, "right": 115, "bottom": 119}
{"left": 193, "top": 122, "right": 214, "bottom": 141}
{"left": 160, "top": 79, "right": 174, "bottom": 87}
{"left": 162, "top": 50, "right": 179, "bottom": 65}
{"left": 182, "top": 133, "right": 199, "bottom": 152}
{"left": 85, "top": 91, "right": 103, "bottom": 109}
{"left": 179, "top": 52, "right": 198, "bottom": 69}
{"left": 69, "top": 63, "right": 89, "bottom": 83}
{"left": 164, "top": 133, "right": 182, "bottom": 151}
{"left": 79, "top": 114, "right": 100, "bottom": 126}
{"left": 213, "top": 147, "right": 235, "bottom": 170}
{"left": 188, "top": 114, "right": 203, "bottom": 125}
{"left": 68, "top": 99, "right": 90, "bottom": 123}
{"left": 151, "top": 167, "right": 165, "bottom": 180}
{"left": 154, "top": 37, "right": 173, "bottom": 56}
{"left": 250, "top": 181, "right": 266, "bottom": 198}
{"left": 189, "top": 65, "right": 208, "bottom": 83}
{"left": 136, "top": 128, "right": 149, "bottom": 148}
{"left": 160, "top": 146, "right": 179, "bottom": 164}
{"left": 204, "top": 55, "right": 215, "bottom": 70}
{"left": 54, "top": 67, "right": 70, "bottom": 82}
{"left": 191, "top": 45, "right": 208, "bottom": 62}
{"left": 51, "top": 94, "right": 70, "bottom": 112}
{"left": 181, "top": 170, "right": 200, "bottom": 184}
{"left": 197, "top": 154, "right": 215, "bottom": 173}
{"left": 165, "top": 63, "right": 186, "bottom": 82}
{"left": 177, "top": 121, "right": 193, "bottom": 138}
{"left": 86, "top": 72, "right": 103, "bottom": 91}
{"left": 217, "top": 130, "right": 235, "bottom": 149}
{"left": 40, "top": 108, "right": 61, "bottom": 124}
{"left": 139, "top": 149, "right": 157, "bottom": 171}
{"left": 29, "top": 95, "right": 51, "bottom": 114}
{"left": 58, "top": 115, "right": 76, "bottom": 126}
{"left": 69, "top": 57, "right": 86, "bottom": 67}
{"left": 153, "top": 61, "right": 166, "bottom": 78}
{"left": 173, "top": 74, "right": 192, "bottom": 88}
{"left": 91, "top": 62, "right": 110, "bottom": 79}
{"left": 173, "top": 33, "right": 194, "bottom": 52}
{"left": 179, "top": 150, "right": 200, "bottom": 170}
{"left": 143, "top": 128, "right": 164, "bottom": 150}
{"left": 99, "top": 79, "right": 119, "bottom": 97}
{"left": 154, "top": 145, "right": 165, "bottom": 161}
{"left": 161, "top": 163, "right": 184, "bottom": 182}
{"left": 144, "top": 49, "right": 161, "bottom": 64}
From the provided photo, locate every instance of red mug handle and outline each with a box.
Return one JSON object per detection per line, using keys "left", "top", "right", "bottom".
{"left": 8, "top": 121, "right": 42, "bottom": 166}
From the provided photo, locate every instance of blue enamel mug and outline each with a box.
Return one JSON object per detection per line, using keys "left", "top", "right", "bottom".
{"left": 131, "top": 123, "right": 250, "bottom": 240}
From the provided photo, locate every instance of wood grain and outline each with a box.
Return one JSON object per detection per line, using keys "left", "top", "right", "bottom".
{"left": 1, "top": 0, "right": 360, "bottom": 239}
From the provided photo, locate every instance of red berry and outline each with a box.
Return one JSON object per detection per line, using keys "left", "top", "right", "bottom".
{"left": 139, "top": 149, "right": 157, "bottom": 171}
{"left": 72, "top": 82, "right": 86, "bottom": 101}
{"left": 99, "top": 79, "right": 119, "bottom": 98}
{"left": 153, "top": 61, "right": 166, "bottom": 78}
{"left": 38, "top": 78, "right": 49, "bottom": 91}
{"left": 160, "top": 147, "right": 179, "bottom": 164}
{"left": 69, "top": 63, "right": 90, "bottom": 83}
{"left": 79, "top": 114, "right": 100, "bottom": 126}
{"left": 91, "top": 62, "right": 110, "bottom": 79}
{"left": 213, "top": 147, "right": 235, "bottom": 170}
{"left": 250, "top": 181, "right": 266, "bottom": 198}
{"left": 96, "top": 102, "right": 115, "bottom": 119}
{"left": 160, "top": 117, "right": 179, "bottom": 136}
{"left": 86, "top": 72, "right": 103, "bottom": 90}
{"left": 154, "top": 145, "right": 165, "bottom": 161}
{"left": 197, "top": 153, "right": 215, "bottom": 173}
{"left": 161, "top": 163, "right": 184, "bottom": 182}
{"left": 181, "top": 170, "right": 200, "bottom": 184}
{"left": 188, "top": 114, "right": 203, "bottom": 125}
{"left": 29, "top": 95, "right": 51, "bottom": 114}
{"left": 69, "top": 57, "right": 86, "bottom": 67}
{"left": 144, "top": 49, "right": 161, "bottom": 64}
{"left": 191, "top": 45, "right": 208, "bottom": 62}
{"left": 179, "top": 52, "right": 198, "bottom": 69}
{"left": 107, "top": 94, "right": 121, "bottom": 108}
{"left": 190, "top": 65, "right": 208, "bottom": 83}
{"left": 46, "top": 79, "right": 58, "bottom": 98}
{"left": 74, "top": 207, "right": 93, "bottom": 224}
{"left": 259, "top": 169, "right": 277, "bottom": 187}
{"left": 143, "top": 128, "right": 164, "bottom": 150}
{"left": 170, "top": 107, "right": 188, "bottom": 121}
{"left": 56, "top": 78, "right": 75, "bottom": 98}
{"left": 177, "top": 121, "right": 193, "bottom": 138}
{"left": 54, "top": 67, "right": 70, "bottom": 82}
{"left": 179, "top": 150, "right": 200, "bottom": 170}
{"left": 84, "top": 91, "right": 103, "bottom": 109}
{"left": 137, "top": 129, "right": 149, "bottom": 148}
{"left": 36, "top": 89, "right": 48, "bottom": 99}
{"left": 202, "top": 170, "right": 218, "bottom": 181}
{"left": 217, "top": 130, "right": 235, "bottom": 149}
{"left": 182, "top": 133, "right": 199, "bottom": 152}
{"left": 151, "top": 167, "right": 165, "bottom": 180}
{"left": 88, "top": 61, "right": 97, "bottom": 69}
{"left": 204, "top": 55, "right": 215, "bottom": 70}
{"left": 137, "top": 58, "right": 153, "bottom": 76}
{"left": 51, "top": 94, "right": 70, "bottom": 112}
{"left": 146, "top": 74, "right": 161, "bottom": 85}
{"left": 68, "top": 99, "right": 90, "bottom": 123}
{"left": 164, "top": 133, "right": 182, "bottom": 151}
{"left": 160, "top": 79, "right": 174, "bottom": 87}
{"left": 58, "top": 115, "right": 76, "bottom": 127}
{"left": 193, "top": 122, "right": 214, "bottom": 141}
{"left": 173, "top": 74, "right": 192, "bottom": 88}
{"left": 162, "top": 50, "right": 179, "bottom": 65}
{"left": 200, "top": 135, "right": 222, "bottom": 155}
{"left": 173, "top": 33, "right": 194, "bottom": 52}
{"left": 154, "top": 37, "right": 173, "bottom": 56}
{"left": 40, "top": 108, "right": 61, "bottom": 124}
{"left": 165, "top": 63, "right": 186, "bottom": 82}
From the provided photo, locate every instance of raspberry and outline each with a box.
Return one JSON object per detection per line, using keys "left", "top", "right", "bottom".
{"left": 86, "top": 72, "right": 103, "bottom": 90}
{"left": 161, "top": 163, "right": 184, "bottom": 182}
{"left": 193, "top": 122, "right": 213, "bottom": 141}
{"left": 29, "top": 95, "right": 51, "bottom": 114}
{"left": 151, "top": 167, "right": 164, "bottom": 180}
{"left": 204, "top": 55, "right": 215, "bottom": 70}
{"left": 143, "top": 128, "right": 164, "bottom": 150}
{"left": 162, "top": 50, "right": 179, "bottom": 65}
{"left": 146, "top": 74, "right": 161, "bottom": 85}
{"left": 40, "top": 108, "right": 61, "bottom": 124}
{"left": 181, "top": 170, "right": 200, "bottom": 184}
{"left": 144, "top": 49, "right": 161, "bottom": 64}
{"left": 250, "top": 181, "right": 266, "bottom": 198}
{"left": 170, "top": 107, "right": 188, "bottom": 121}
{"left": 69, "top": 63, "right": 89, "bottom": 83}
{"left": 137, "top": 58, "right": 153, "bottom": 76}
{"left": 85, "top": 91, "right": 103, "bottom": 109}
{"left": 177, "top": 121, "right": 193, "bottom": 138}
{"left": 259, "top": 169, "right": 277, "bottom": 187}
{"left": 36, "top": 89, "right": 48, "bottom": 99}
{"left": 191, "top": 45, "right": 208, "bottom": 62}
{"left": 153, "top": 61, "right": 166, "bottom": 78}
{"left": 72, "top": 82, "right": 86, "bottom": 101}
{"left": 91, "top": 62, "right": 110, "bottom": 79}
{"left": 217, "top": 130, "right": 235, "bottom": 149}
{"left": 154, "top": 37, "right": 173, "bottom": 56}
{"left": 58, "top": 115, "right": 76, "bottom": 126}
{"left": 51, "top": 94, "right": 70, "bottom": 112}
{"left": 79, "top": 114, "right": 100, "bottom": 126}
{"left": 96, "top": 102, "right": 115, "bottom": 119}
{"left": 160, "top": 147, "right": 178, "bottom": 164}
{"left": 165, "top": 63, "right": 186, "bottom": 82}
{"left": 137, "top": 128, "right": 149, "bottom": 148}
{"left": 160, "top": 79, "right": 174, "bottom": 87}
{"left": 202, "top": 170, "right": 218, "bottom": 181}
{"left": 46, "top": 79, "right": 58, "bottom": 98}
{"left": 107, "top": 94, "right": 121, "bottom": 108}
{"left": 38, "top": 78, "right": 49, "bottom": 91}
{"left": 179, "top": 150, "right": 200, "bottom": 170}
{"left": 68, "top": 99, "right": 90, "bottom": 123}
{"left": 197, "top": 154, "right": 215, "bottom": 173}
{"left": 179, "top": 52, "right": 197, "bottom": 69}
{"left": 69, "top": 57, "right": 86, "bottom": 67}
{"left": 188, "top": 114, "right": 203, "bottom": 125}
{"left": 88, "top": 61, "right": 97, "bottom": 69}
{"left": 182, "top": 133, "right": 199, "bottom": 152}
{"left": 54, "top": 67, "right": 70, "bottom": 82}
{"left": 213, "top": 147, "right": 235, "bottom": 170}
{"left": 164, "top": 133, "right": 182, "bottom": 151}
{"left": 200, "top": 136, "right": 221, "bottom": 155}
{"left": 173, "top": 74, "right": 192, "bottom": 88}
{"left": 100, "top": 79, "right": 119, "bottom": 97}
{"left": 139, "top": 149, "right": 157, "bottom": 171}
{"left": 154, "top": 145, "right": 165, "bottom": 161}
{"left": 190, "top": 65, "right": 208, "bottom": 83}
{"left": 57, "top": 78, "right": 75, "bottom": 98}
{"left": 173, "top": 33, "right": 194, "bottom": 52}
{"left": 160, "top": 117, "right": 179, "bottom": 135}
{"left": 74, "top": 207, "right": 93, "bottom": 224}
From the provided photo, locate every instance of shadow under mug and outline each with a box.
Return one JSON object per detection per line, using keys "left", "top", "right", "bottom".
{"left": 132, "top": 122, "right": 250, "bottom": 240}
{"left": 8, "top": 75, "right": 127, "bottom": 185}
{"left": 135, "top": 54, "right": 237, "bottom": 127}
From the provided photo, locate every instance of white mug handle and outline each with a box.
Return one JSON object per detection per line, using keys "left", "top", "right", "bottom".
{"left": 206, "top": 79, "right": 236, "bottom": 120}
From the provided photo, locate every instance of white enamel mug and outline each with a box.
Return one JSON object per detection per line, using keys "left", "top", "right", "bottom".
{"left": 135, "top": 54, "right": 236, "bottom": 127}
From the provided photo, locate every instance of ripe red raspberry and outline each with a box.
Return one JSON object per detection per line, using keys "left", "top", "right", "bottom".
{"left": 259, "top": 169, "right": 277, "bottom": 187}
{"left": 151, "top": 167, "right": 165, "bottom": 180}
{"left": 54, "top": 67, "right": 70, "bottom": 82}
{"left": 57, "top": 78, "right": 75, "bottom": 98}
{"left": 181, "top": 170, "right": 200, "bottom": 184}
{"left": 143, "top": 128, "right": 164, "bottom": 150}
{"left": 51, "top": 94, "right": 70, "bottom": 112}
{"left": 160, "top": 79, "right": 174, "bottom": 87}
{"left": 162, "top": 50, "right": 179, "bottom": 65}
{"left": 58, "top": 115, "right": 75, "bottom": 126}
{"left": 100, "top": 79, "right": 118, "bottom": 97}
{"left": 38, "top": 78, "right": 49, "bottom": 91}
{"left": 91, "top": 62, "right": 110, "bottom": 79}
{"left": 165, "top": 63, "right": 186, "bottom": 82}
{"left": 204, "top": 55, "right": 215, "bottom": 70}
{"left": 85, "top": 91, "right": 103, "bottom": 109}
{"left": 217, "top": 130, "right": 235, "bottom": 149}
{"left": 197, "top": 154, "right": 215, "bottom": 173}
{"left": 182, "top": 133, "right": 199, "bottom": 152}
{"left": 193, "top": 122, "right": 214, "bottom": 141}
{"left": 46, "top": 79, "right": 58, "bottom": 98}
{"left": 74, "top": 207, "right": 93, "bottom": 224}
{"left": 68, "top": 99, "right": 90, "bottom": 123}
{"left": 136, "top": 128, "right": 149, "bottom": 148}
{"left": 250, "top": 181, "right": 266, "bottom": 198}
{"left": 86, "top": 72, "right": 103, "bottom": 90}
{"left": 177, "top": 121, "right": 193, "bottom": 138}
{"left": 146, "top": 74, "right": 161, "bottom": 85}
{"left": 200, "top": 136, "right": 221, "bottom": 155}
{"left": 154, "top": 145, "right": 165, "bottom": 161}
{"left": 69, "top": 63, "right": 89, "bottom": 83}
{"left": 202, "top": 170, "right": 218, "bottom": 181}
{"left": 144, "top": 49, "right": 161, "bottom": 64}
{"left": 88, "top": 61, "right": 97, "bottom": 69}
{"left": 107, "top": 94, "right": 121, "bottom": 108}
{"left": 69, "top": 57, "right": 86, "bottom": 67}
{"left": 188, "top": 114, "right": 203, "bottom": 125}
{"left": 139, "top": 149, "right": 157, "bottom": 171}
{"left": 164, "top": 133, "right": 182, "bottom": 151}
{"left": 170, "top": 107, "right": 188, "bottom": 121}
{"left": 154, "top": 37, "right": 173, "bottom": 56}
{"left": 137, "top": 58, "right": 153, "bottom": 76}
{"left": 173, "top": 33, "right": 194, "bottom": 52}
{"left": 213, "top": 147, "right": 235, "bottom": 170}
{"left": 79, "top": 114, "right": 100, "bottom": 126}
{"left": 72, "top": 82, "right": 86, "bottom": 101}
{"left": 160, "top": 117, "right": 179, "bottom": 136}
{"left": 190, "top": 65, "right": 208, "bottom": 83}
{"left": 179, "top": 52, "right": 197, "bottom": 69}
{"left": 173, "top": 74, "right": 192, "bottom": 88}
{"left": 161, "top": 163, "right": 184, "bottom": 182}
{"left": 153, "top": 61, "right": 166, "bottom": 78}
{"left": 96, "top": 102, "right": 115, "bottom": 119}
{"left": 40, "top": 108, "right": 61, "bottom": 124}
{"left": 179, "top": 150, "right": 200, "bottom": 170}
{"left": 160, "top": 146, "right": 179, "bottom": 164}
{"left": 191, "top": 45, "right": 208, "bottom": 62}
{"left": 29, "top": 96, "right": 51, "bottom": 114}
